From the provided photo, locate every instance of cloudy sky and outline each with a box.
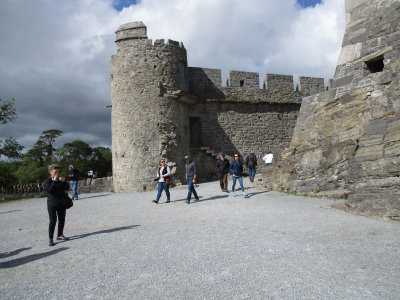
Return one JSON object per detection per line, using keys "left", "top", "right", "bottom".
{"left": 0, "top": 0, "right": 345, "bottom": 152}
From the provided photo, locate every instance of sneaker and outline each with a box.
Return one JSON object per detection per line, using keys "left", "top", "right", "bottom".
{"left": 56, "top": 235, "right": 69, "bottom": 240}
{"left": 231, "top": 193, "right": 236, "bottom": 197}
{"left": 166, "top": 200, "right": 170, "bottom": 203}
{"left": 185, "top": 200, "right": 190, "bottom": 204}
{"left": 243, "top": 193, "right": 248, "bottom": 198}
{"left": 49, "top": 239, "right": 54, "bottom": 246}
{"left": 152, "top": 200, "right": 158, "bottom": 204}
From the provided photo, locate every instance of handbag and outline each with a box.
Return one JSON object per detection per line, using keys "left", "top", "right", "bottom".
{"left": 165, "top": 177, "right": 172, "bottom": 185}
{"left": 63, "top": 193, "right": 74, "bottom": 209}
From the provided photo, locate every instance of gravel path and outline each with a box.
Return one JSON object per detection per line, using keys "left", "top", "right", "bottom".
{"left": 1, "top": 175, "right": 399, "bottom": 299}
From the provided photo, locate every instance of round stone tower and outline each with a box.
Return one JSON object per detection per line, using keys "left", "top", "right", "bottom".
{"left": 111, "top": 21, "right": 189, "bottom": 192}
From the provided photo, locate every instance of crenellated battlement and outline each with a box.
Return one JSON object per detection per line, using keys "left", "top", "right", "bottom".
{"left": 188, "top": 67, "right": 325, "bottom": 97}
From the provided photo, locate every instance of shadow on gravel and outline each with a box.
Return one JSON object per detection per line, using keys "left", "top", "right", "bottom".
{"left": 76, "top": 193, "right": 112, "bottom": 200}
{"left": 0, "top": 247, "right": 69, "bottom": 269}
{"left": 196, "top": 195, "right": 229, "bottom": 202}
{"left": 0, "top": 209, "right": 22, "bottom": 215}
{"left": 0, "top": 247, "right": 32, "bottom": 259}
{"left": 245, "top": 190, "right": 271, "bottom": 198}
{"left": 68, "top": 225, "right": 140, "bottom": 240}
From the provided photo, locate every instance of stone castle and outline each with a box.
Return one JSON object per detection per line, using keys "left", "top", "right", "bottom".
{"left": 110, "top": 22, "right": 324, "bottom": 192}
{"left": 110, "top": 0, "right": 399, "bottom": 219}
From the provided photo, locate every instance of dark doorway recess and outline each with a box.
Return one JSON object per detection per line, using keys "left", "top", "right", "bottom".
{"left": 190, "top": 117, "right": 202, "bottom": 148}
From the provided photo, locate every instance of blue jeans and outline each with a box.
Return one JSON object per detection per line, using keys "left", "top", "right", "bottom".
{"left": 156, "top": 182, "right": 170, "bottom": 201}
{"left": 248, "top": 168, "right": 256, "bottom": 180}
{"left": 186, "top": 177, "right": 198, "bottom": 201}
{"left": 70, "top": 181, "right": 78, "bottom": 199}
{"left": 232, "top": 175, "right": 244, "bottom": 192}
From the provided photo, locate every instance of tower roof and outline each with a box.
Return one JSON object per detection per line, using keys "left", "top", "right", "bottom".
{"left": 115, "top": 21, "right": 147, "bottom": 42}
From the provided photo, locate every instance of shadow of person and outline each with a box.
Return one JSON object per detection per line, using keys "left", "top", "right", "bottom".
{"left": 68, "top": 225, "right": 140, "bottom": 241}
{"left": 0, "top": 247, "right": 69, "bottom": 269}
{"left": 0, "top": 247, "right": 32, "bottom": 259}
{"left": 244, "top": 190, "right": 270, "bottom": 198}
{"left": 196, "top": 195, "right": 229, "bottom": 202}
{"left": 77, "top": 193, "right": 112, "bottom": 200}
{"left": 0, "top": 209, "right": 22, "bottom": 215}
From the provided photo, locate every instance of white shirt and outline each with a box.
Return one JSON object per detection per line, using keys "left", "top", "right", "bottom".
{"left": 157, "top": 166, "right": 171, "bottom": 182}
{"left": 262, "top": 153, "right": 273, "bottom": 164}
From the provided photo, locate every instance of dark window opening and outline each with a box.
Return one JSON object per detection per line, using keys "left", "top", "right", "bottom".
{"left": 190, "top": 117, "right": 202, "bottom": 148}
{"left": 240, "top": 80, "right": 244, "bottom": 87}
{"left": 365, "top": 55, "right": 384, "bottom": 73}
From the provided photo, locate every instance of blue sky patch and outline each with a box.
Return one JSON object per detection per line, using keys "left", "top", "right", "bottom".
{"left": 297, "top": 0, "right": 322, "bottom": 8}
{"left": 112, "top": 0, "right": 139, "bottom": 11}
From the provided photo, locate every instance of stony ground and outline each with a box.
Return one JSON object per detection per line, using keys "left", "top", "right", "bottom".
{"left": 1, "top": 175, "right": 399, "bottom": 299}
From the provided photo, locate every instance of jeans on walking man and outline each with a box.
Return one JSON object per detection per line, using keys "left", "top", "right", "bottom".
{"left": 245, "top": 151, "right": 258, "bottom": 182}
{"left": 185, "top": 155, "right": 199, "bottom": 204}
{"left": 68, "top": 165, "right": 79, "bottom": 200}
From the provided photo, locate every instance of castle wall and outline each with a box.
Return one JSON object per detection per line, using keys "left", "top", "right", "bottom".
{"left": 263, "top": 74, "right": 294, "bottom": 91}
{"left": 265, "top": 0, "right": 400, "bottom": 220}
{"left": 189, "top": 102, "right": 300, "bottom": 163}
{"left": 296, "top": 76, "right": 325, "bottom": 95}
{"left": 227, "top": 71, "right": 260, "bottom": 89}
{"left": 188, "top": 67, "right": 223, "bottom": 99}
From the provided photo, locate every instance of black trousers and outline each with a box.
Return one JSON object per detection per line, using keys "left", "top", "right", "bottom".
{"left": 47, "top": 204, "right": 66, "bottom": 239}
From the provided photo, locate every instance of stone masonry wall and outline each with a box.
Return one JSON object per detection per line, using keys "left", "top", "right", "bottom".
{"left": 265, "top": 0, "right": 400, "bottom": 220}
{"left": 227, "top": 71, "right": 260, "bottom": 89}
{"left": 296, "top": 76, "right": 325, "bottom": 95}
{"left": 190, "top": 102, "right": 300, "bottom": 165}
{"left": 111, "top": 22, "right": 189, "bottom": 192}
{"left": 263, "top": 74, "right": 294, "bottom": 91}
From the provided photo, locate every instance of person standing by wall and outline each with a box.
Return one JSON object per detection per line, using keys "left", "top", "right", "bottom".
{"left": 230, "top": 153, "right": 247, "bottom": 198}
{"left": 216, "top": 153, "right": 230, "bottom": 192}
{"left": 44, "top": 164, "right": 70, "bottom": 246}
{"left": 262, "top": 151, "right": 274, "bottom": 166}
{"left": 68, "top": 165, "right": 79, "bottom": 200}
{"left": 153, "top": 159, "right": 171, "bottom": 204}
{"left": 185, "top": 155, "right": 199, "bottom": 204}
{"left": 245, "top": 151, "right": 258, "bottom": 182}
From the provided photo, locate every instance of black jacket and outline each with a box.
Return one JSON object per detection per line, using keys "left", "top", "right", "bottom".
{"left": 68, "top": 169, "right": 79, "bottom": 181}
{"left": 245, "top": 154, "right": 257, "bottom": 168}
{"left": 43, "top": 176, "right": 70, "bottom": 207}
{"left": 216, "top": 158, "right": 230, "bottom": 174}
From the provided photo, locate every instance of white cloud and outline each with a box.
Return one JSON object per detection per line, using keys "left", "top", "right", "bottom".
{"left": 0, "top": 0, "right": 345, "bottom": 151}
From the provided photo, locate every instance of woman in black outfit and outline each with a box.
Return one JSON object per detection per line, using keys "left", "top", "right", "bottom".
{"left": 44, "top": 164, "right": 70, "bottom": 246}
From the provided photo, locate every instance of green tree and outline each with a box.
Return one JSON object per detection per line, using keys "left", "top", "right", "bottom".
{"left": 91, "top": 146, "right": 112, "bottom": 177}
{"left": 0, "top": 137, "right": 24, "bottom": 161}
{"left": 56, "top": 140, "right": 94, "bottom": 176}
{"left": 0, "top": 161, "right": 18, "bottom": 187}
{"left": 29, "top": 129, "right": 63, "bottom": 165}
{"left": 13, "top": 154, "right": 48, "bottom": 184}
{"left": 0, "top": 98, "right": 16, "bottom": 124}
